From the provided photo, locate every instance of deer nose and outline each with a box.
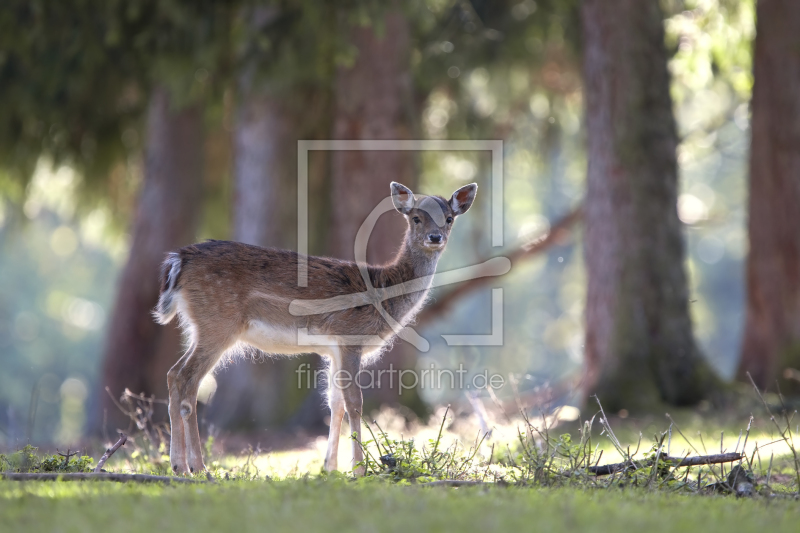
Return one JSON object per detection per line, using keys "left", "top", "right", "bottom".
{"left": 428, "top": 234, "right": 442, "bottom": 244}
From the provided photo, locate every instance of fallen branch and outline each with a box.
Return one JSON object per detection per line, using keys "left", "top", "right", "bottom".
{"left": 587, "top": 452, "right": 744, "bottom": 476}
{"left": 421, "top": 480, "right": 488, "bottom": 487}
{"left": 95, "top": 433, "right": 128, "bottom": 472}
{"left": 418, "top": 205, "right": 582, "bottom": 324}
{"left": 1, "top": 472, "right": 201, "bottom": 484}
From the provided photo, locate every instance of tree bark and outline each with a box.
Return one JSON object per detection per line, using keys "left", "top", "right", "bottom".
{"left": 329, "top": 10, "right": 424, "bottom": 412}
{"left": 206, "top": 88, "right": 296, "bottom": 431}
{"left": 207, "top": 2, "right": 335, "bottom": 432}
{"left": 98, "top": 87, "right": 203, "bottom": 429}
{"left": 330, "top": 11, "right": 415, "bottom": 264}
{"left": 581, "top": 0, "right": 718, "bottom": 411}
{"left": 737, "top": 0, "right": 800, "bottom": 393}
{"left": 208, "top": 85, "right": 329, "bottom": 432}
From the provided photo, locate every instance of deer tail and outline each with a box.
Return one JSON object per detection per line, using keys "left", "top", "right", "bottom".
{"left": 153, "top": 252, "right": 183, "bottom": 324}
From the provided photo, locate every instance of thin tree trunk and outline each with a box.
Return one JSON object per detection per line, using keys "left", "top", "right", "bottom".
{"left": 737, "top": 0, "right": 800, "bottom": 393}
{"left": 233, "top": 94, "right": 296, "bottom": 248}
{"left": 206, "top": 90, "right": 297, "bottom": 432}
{"left": 207, "top": 2, "right": 335, "bottom": 431}
{"left": 329, "top": 10, "right": 424, "bottom": 411}
{"left": 330, "top": 11, "right": 415, "bottom": 264}
{"left": 209, "top": 86, "right": 330, "bottom": 431}
{"left": 581, "top": 0, "right": 718, "bottom": 411}
{"left": 98, "top": 87, "right": 203, "bottom": 428}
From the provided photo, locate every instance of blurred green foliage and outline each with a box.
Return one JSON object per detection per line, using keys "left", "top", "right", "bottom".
{"left": 0, "top": 1, "right": 235, "bottom": 205}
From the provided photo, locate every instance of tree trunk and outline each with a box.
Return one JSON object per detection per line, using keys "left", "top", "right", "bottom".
{"left": 330, "top": 12, "right": 415, "bottom": 264}
{"left": 207, "top": 86, "right": 329, "bottom": 432}
{"left": 581, "top": 0, "right": 718, "bottom": 412}
{"left": 98, "top": 87, "right": 203, "bottom": 429}
{"left": 207, "top": 1, "right": 336, "bottom": 431}
{"left": 737, "top": 0, "right": 800, "bottom": 393}
{"left": 329, "top": 10, "right": 425, "bottom": 413}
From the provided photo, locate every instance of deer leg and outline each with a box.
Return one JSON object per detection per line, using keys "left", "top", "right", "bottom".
{"left": 324, "top": 351, "right": 345, "bottom": 472}
{"left": 167, "top": 348, "right": 193, "bottom": 474}
{"left": 340, "top": 346, "right": 364, "bottom": 476}
{"left": 174, "top": 339, "right": 228, "bottom": 474}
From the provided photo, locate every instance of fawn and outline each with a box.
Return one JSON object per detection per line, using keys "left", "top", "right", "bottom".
{"left": 154, "top": 181, "right": 477, "bottom": 475}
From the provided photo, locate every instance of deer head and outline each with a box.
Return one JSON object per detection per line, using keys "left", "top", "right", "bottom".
{"left": 390, "top": 181, "right": 478, "bottom": 253}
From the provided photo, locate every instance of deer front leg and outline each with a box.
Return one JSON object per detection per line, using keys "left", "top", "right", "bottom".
{"left": 324, "top": 385, "right": 345, "bottom": 472}
{"left": 344, "top": 387, "right": 365, "bottom": 476}
{"left": 340, "top": 346, "right": 364, "bottom": 476}
{"left": 324, "top": 349, "right": 346, "bottom": 471}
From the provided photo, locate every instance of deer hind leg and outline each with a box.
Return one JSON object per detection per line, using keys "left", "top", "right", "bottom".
{"left": 324, "top": 350, "right": 345, "bottom": 472}
{"left": 172, "top": 336, "right": 231, "bottom": 474}
{"left": 167, "top": 348, "right": 194, "bottom": 474}
{"left": 340, "top": 346, "right": 364, "bottom": 476}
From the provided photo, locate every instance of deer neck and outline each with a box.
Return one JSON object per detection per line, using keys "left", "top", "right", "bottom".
{"left": 367, "top": 236, "right": 441, "bottom": 328}
{"left": 388, "top": 238, "right": 441, "bottom": 285}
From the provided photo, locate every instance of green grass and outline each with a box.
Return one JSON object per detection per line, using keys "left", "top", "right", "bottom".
{"left": 4, "top": 393, "right": 799, "bottom": 532}
{"left": 1, "top": 478, "right": 799, "bottom": 533}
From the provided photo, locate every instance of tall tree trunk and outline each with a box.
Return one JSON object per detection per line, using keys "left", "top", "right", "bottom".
{"left": 330, "top": 11, "right": 415, "bottom": 264}
{"left": 98, "top": 87, "right": 203, "bottom": 429}
{"left": 207, "top": 2, "right": 335, "bottom": 432}
{"left": 330, "top": 10, "right": 424, "bottom": 413}
{"left": 737, "top": 0, "right": 800, "bottom": 393}
{"left": 208, "top": 86, "right": 329, "bottom": 432}
{"left": 206, "top": 89, "right": 295, "bottom": 432}
{"left": 581, "top": 0, "right": 718, "bottom": 411}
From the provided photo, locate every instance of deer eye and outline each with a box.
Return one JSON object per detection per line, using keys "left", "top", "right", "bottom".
{"left": 446, "top": 217, "right": 453, "bottom": 224}
{"left": 412, "top": 217, "right": 421, "bottom": 225}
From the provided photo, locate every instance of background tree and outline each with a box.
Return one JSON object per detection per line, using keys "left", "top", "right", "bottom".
{"left": 580, "top": 0, "right": 719, "bottom": 411}
{"left": 328, "top": 8, "right": 424, "bottom": 412}
{"left": 0, "top": 1, "right": 227, "bottom": 428}
{"left": 90, "top": 1, "right": 234, "bottom": 427}
{"left": 207, "top": 3, "right": 335, "bottom": 432}
{"left": 737, "top": 0, "right": 800, "bottom": 393}
{"left": 99, "top": 88, "right": 204, "bottom": 427}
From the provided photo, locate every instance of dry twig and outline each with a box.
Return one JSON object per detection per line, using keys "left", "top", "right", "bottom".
{"left": 94, "top": 434, "right": 128, "bottom": 472}
{"left": 587, "top": 452, "right": 744, "bottom": 476}
{"left": 421, "top": 479, "right": 489, "bottom": 487}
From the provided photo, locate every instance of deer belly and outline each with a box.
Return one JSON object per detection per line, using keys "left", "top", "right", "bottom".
{"left": 240, "top": 320, "right": 309, "bottom": 355}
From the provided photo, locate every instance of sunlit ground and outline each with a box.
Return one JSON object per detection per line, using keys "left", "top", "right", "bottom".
{"left": 4, "top": 403, "right": 800, "bottom": 533}
{"left": 195, "top": 404, "right": 797, "bottom": 481}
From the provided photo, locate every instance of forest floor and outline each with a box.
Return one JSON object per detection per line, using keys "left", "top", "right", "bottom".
{"left": 2, "top": 392, "right": 800, "bottom": 532}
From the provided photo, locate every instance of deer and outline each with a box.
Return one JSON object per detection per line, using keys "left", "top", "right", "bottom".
{"left": 153, "top": 181, "right": 477, "bottom": 475}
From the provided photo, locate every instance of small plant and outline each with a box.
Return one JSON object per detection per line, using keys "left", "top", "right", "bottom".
{"left": 351, "top": 398, "right": 785, "bottom": 496}
{"left": 0, "top": 445, "right": 93, "bottom": 473}
{"left": 356, "top": 407, "right": 491, "bottom": 483}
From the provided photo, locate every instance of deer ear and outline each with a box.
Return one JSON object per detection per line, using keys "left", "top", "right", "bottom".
{"left": 449, "top": 183, "right": 477, "bottom": 216}
{"left": 390, "top": 182, "right": 416, "bottom": 214}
